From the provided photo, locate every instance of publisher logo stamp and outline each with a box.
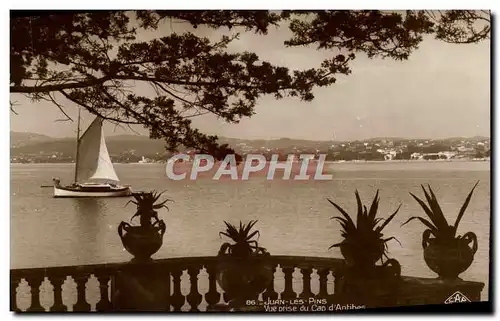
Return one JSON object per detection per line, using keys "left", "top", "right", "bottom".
{"left": 444, "top": 291, "right": 471, "bottom": 304}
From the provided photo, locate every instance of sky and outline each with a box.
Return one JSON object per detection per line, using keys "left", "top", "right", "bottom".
{"left": 9, "top": 13, "right": 491, "bottom": 141}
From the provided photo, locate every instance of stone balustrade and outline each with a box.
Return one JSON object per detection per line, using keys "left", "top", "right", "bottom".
{"left": 10, "top": 256, "right": 484, "bottom": 312}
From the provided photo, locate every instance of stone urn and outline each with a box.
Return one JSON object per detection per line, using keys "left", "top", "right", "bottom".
{"left": 423, "top": 233, "right": 477, "bottom": 280}
{"left": 339, "top": 241, "right": 385, "bottom": 269}
{"left": 118, "top": 191, "right": 170, "bottom": 262}
{"left": 118, "top": 222, "right": 166, "bottom": 262}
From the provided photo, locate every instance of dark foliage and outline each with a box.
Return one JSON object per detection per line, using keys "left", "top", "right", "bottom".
{"left": 402, "top": 182, "right": 479, "bottom": 246}
{"left": 328, "top": 190, "right": 401, "bottom": 264}
{"left": 10, "top": 10, "right": 490, "bottom": 157}
{"left": 126, "top": 191, "right": 172, "bottom": 228}
{"left": 218, "top": 220, "right": 269, "bottom": 257}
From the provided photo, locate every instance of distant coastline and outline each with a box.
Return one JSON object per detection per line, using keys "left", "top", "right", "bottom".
{"left": 11, "top": 131, "right": 490, "bottom": 165}
{"left": 10, "top": 158, "right": 490, "bottom": 165}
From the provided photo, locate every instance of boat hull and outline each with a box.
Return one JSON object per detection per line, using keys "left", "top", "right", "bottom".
{"left": 54, "top": 185, "right": 132, "bottom": 198}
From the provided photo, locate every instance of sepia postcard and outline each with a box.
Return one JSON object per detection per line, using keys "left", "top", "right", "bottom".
{"left": 9, "top": 9, "right": 491, "bottom": 313}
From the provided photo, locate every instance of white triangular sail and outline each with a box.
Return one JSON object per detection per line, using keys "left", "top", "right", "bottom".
{"left": 75, "top": 117, "right": 119, "bottom": 183}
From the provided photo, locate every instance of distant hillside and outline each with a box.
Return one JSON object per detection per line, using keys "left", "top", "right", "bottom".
{"left": 364, "top": 137, "right": 406, "bottom": 142}
{"left": 461, "top": 135, "right": 490, "bottom": 141}
{"left": 218, "top": 137, "right": 336, "bottom": 150}
{"left": 10, "top": 132, "right": 337, "bottom": 156}
{"left": 364, "top": 136, "right": 490, "bottom": 143}
{"left": 10, "top": 131, "right": 490, "bottom": 157}
{"left": 10, "top": 134, "right": 168, "bottom": 157}
{"left": 10, "top": 132, "right": 53, "bottom": 148}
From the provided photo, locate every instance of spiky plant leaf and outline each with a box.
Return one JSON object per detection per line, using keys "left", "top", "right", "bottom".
{"left": 409, "top": 192, "right": 442, "bottom": 228}
{"left": 401, "top": 216, "right": 438, "bottom": 235}
{"left": 453, "top": 181, "right": 479, "bottom": 233}
{"left": 383, "top": 236, "right": 402, "bottom": 247}
{"left": 422, "top": 185, "right": 449, "bottom": 231}
{"left": 126, "top": 191, "right": 172, "bottom": 226}
{"left": 355, "top": 190, "right": 363, "bottom": 226}
{"left": 330, "top": 216, "right": 356, "bottom": 236}
{"left": 368, "top": 190, "right": 380, "bottom": 220}
{"left": 125, "top": 200, "right": 138, "bottom": 207}
{"left": 405, "top": 182, "right": 479, "bottom": 242}
{"left": 329, "top": 242, "right": 344, "bottom": 249}
{"left": 244, "top": 220, "right": 258, "bottom": 236}
{"left": 375, "top": 204, "right": 402, "bottom": 233}
{"left": 373, "top": 217, "right": 384, "bottom": 226}
{"left": 246, "top": 230, "right": 260, "bottom": 241}
{"left": 219, "top": 231, "right": 230, "bottom": 239}
{"left": 330, "top": 216, "right": 349, "bottom": 224}
{"left": 218, "top": 220, "right": 266, "bottom": 257}
{"left": 130, "top": 212, "right": 140, "bottom": 222}
{"left": 328, "top": 191, "right": 400, "bottom": 265}
{"left": 327, "top": 198, "right": 355, "bottom": 227}
{"left": 222, "top": 221, "right": 240, "bottom": 241}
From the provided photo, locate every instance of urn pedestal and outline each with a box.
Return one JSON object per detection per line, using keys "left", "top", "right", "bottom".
{"left": 333, "top": 259, "right": 402, "bottom": 308}
{"left": 111, "top": 264, "right": 170, "bottom": 311}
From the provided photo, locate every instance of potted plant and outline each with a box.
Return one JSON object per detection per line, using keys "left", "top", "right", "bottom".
{"left": 118, "top": 191, "right": 171, "bottom": 262}
{"left": 402, "top": 182, "right": 479, "bottom": 280}
{"left": 217, "top": 220, "right": 272, "bottom": 311}
{"left": 328, "top": 190, "right": 402, "bottom": 307}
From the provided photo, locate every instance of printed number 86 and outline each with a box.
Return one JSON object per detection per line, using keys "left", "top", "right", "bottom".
{"left": 246, "top": 300, "right": 256, "bottom": 306}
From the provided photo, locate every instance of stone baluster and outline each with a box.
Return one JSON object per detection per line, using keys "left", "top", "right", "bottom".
{"left": 316, "top": 268, "right": 329, "bottom": 298}
{"left": 170, "top": 269, "right": 184, "bottom": 311}
{"left": 262, "top": 264, "right": 278, "bottom": 301}
{"left": 222, "top": 291, "right": 232, "bottom": 304}
{"left": 186, "top": 266, "right": 202, "bottom": 311}
{"left": 10, "top": 277, "right": 20, "bottom": 312}
{"left": 281, "top": 266, "right": 296, "bottom": 300}
{"left": 204, "top": 266, "right": 221, "bottom": 310}
{"left": 25, "top": 275, "right": 45, "bottom": 312}
{"left": 299, "top": 268, "right": 314, "bottom": 299}
{"left": 96, "top": 275, "right": 112, "bottom": 312}
{"left": 332, "top": 271, "right": 341, "bottom": 296}
{"left": 49, "top": 276, "right": 67, "bottom": 312}
{"left": 10, "top": 256, "right": 350, "bottom": 312}
{"left": 73, "top": 274, "right": 91, "bottom": 311}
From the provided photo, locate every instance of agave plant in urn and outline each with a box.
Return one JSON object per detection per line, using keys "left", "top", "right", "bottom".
{"left": 328, "top": 190, "right": 402, "bottom": 307}
{"left": 217, "top": 220, "right": 272, "bottom": 311}
{"left": 402, "top": 182, "right": 479, "bottom": 280}
{"left": 118, "top": 191, "right": 171, "bottom": 262}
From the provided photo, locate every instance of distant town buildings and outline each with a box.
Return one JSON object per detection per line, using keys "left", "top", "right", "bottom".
{"left": 11, "top": 137, "right": 490, "bottom": 163}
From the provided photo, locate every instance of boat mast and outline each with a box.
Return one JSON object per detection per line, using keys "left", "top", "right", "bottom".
{"left": 73, "top": 109, "right": 81, "bottom": 184}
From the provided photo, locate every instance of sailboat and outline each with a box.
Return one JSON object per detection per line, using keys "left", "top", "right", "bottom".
{"left": 53, "top": 113, "right": 132, "bottom": 198}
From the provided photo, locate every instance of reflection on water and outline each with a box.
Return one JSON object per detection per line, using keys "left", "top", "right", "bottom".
{"left": 73, "top": 198, "right": 106, "bottom": 216}
{"left": 71, "top": 199, "right": 107, "bottom": 264}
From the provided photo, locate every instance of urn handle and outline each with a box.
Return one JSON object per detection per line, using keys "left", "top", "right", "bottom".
{"left": 157, "top": 220, "right": 166, "bottom": 237}
{"left": 462, "top": 232, "right": 478, "bottom": 255}
{"left": 381, "top": 258, "right": 401, "bottom": 278}
{"left": 118, "top": 222, "right": 131, "bottom": 239}
{"left": 422, "top": 229, "right": 432, "bottom": 250}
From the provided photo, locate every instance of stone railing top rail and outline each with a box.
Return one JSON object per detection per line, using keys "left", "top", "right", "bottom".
{"left": 10, "top": 255, "right": 347, "bottom": 279}
{"left": 10, "top": 255, "right": 486, "bottom": 293}
{"left": 401, "top": 276, "right": 485, "bottom": 289}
